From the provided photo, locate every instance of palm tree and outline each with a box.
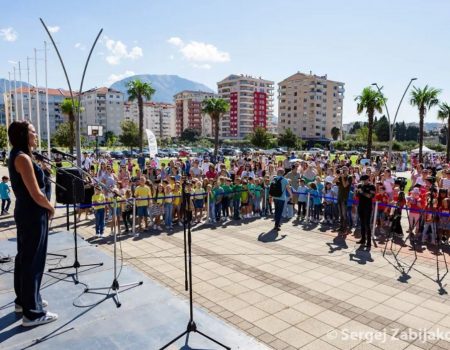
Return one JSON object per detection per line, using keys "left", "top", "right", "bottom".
{"left": 127, "top": 80, "right": 156, "bottom": 152}
{"left": 201, "top": 98, "right": 230, "bottom": 156}
{"left": 61, "top": 98, "right": 81, "bottom": 154}
{"left": 330, "top": 127, "right": 340, "bottom": 141}
{"left": 354, "top": 87, "right": 385, "bottom": 159}
{"left": 438, "top": 102, "right": 450, "bottom": 162}
{"left": 410, "top": 85, "right": 441, "bottom": 162}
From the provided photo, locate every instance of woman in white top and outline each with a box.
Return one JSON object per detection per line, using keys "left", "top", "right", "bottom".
{"left": 440, "top": 170, "right": 450, "bottom": 190}
{"left": 383, "top": 169, "right": 395, "bottom": 200}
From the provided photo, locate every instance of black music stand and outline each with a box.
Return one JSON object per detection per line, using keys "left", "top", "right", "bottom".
{"left": 159, "top": 182, "right": 230, "bottom": 350}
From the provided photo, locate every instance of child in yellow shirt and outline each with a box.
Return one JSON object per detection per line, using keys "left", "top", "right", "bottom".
{"left": 92, "top": 186, "right": 106, "bottom": 236}
{"left": 134, "top": 176, "right": 152, "bottom": 232}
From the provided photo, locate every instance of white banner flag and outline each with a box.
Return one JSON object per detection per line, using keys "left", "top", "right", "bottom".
{"left": 145, "top": 129, "right": 158, "bottom": 158}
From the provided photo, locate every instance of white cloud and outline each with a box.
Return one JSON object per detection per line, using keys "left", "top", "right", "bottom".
{"left": 8, "top": 60, "right": 17, "bottom": 64}
{"left": 0, "top": 27, "right": 18, "bottom": 42}
{"left": 74, "top": 42, "right": 86, "bottom": 51}
{"left": 107, "top": 70, "right": 135, "bottom": 85}
{"left": 192, "top": 63, "right": 212, "bottom": 70}
{"left": 168, "top": 37, "right": 183, "bottom": 47}
{"left": 167, "top": 37, "right": 230, "bottom": 68}
{"left": 169, "top": 54, "right": 175, "bottom": 60}
{"left": 181, "top": 41, "right": 230, "bottom": 63}
{"left": 48, "top": 26, "right": 60, "bottom": 33}
{"left": 102, "top": 35, "right": 143, "bottom": 65}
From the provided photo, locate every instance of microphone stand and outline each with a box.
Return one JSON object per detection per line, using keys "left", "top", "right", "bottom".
{"left": 34, "top": 154, "right": 69, "bottom": 259}
{"left": 160, "top": 181, "right": 230, "bottom": 350}
{"left": 44, "top": 156, "right": 103, "bottom": 283}
{"left": 83, "top": 187, "right": 143, "bottom": 307}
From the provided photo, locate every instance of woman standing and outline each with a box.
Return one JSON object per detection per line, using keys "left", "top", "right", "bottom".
{"left": 8, "top": 121, "right": 58, "bottom": 327}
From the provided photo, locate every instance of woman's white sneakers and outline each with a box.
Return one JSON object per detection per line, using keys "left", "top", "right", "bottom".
{"left": 15, "top": 300, "right": 58, "bottom": 327}
{"left": 22, "top": 311, "right": 58, "bottom": 327}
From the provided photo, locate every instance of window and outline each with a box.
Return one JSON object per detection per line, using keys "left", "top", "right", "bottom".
{"left": 294, "top": 92, "right": 297, "bottom": 96}
{"left": 303, "top": 127, "right": 306, "bottom": 131}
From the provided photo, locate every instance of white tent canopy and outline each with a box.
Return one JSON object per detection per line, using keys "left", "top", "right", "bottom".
{"left": 411, "top": 145, "right": 435, "bottom": 154}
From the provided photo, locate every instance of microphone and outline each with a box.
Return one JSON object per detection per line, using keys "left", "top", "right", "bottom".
{"left": 51, "top": 147, "right": 76, "bottom": 159}
{"left": 32, "top": 151, "right": 52, "bottom": 163}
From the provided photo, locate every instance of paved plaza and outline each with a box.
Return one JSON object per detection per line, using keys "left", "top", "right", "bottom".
{"left": 1, "top": 169, "right": 450, "bottom": 349}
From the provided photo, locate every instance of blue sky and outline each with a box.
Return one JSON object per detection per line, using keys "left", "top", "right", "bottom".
{"left": 1, "top": 0, "right": 449, "bottom": 123}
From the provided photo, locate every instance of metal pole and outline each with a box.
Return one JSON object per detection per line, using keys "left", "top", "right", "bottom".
{"left": 13, "top": 67, "right": 18, "bottom": 122}
{"left": 372, "top": 79, "right": 417, "bottom": 166}
{"left": 18, "top": 61, "right": 25, "bottom": 120}
{"left": 8, "top": 72, "right": 13, "bottom": 124}
{"left": 132, "top": 197, "right": 136, "bottom": 236}
{"left": 372, "top": 201, "right": 378, "bottom": 239}
{"left": 306, "top": 192, "right": 310, "bottom": 222}
{"left": 45, "top": 41, "right": 51, "bottom": 157}
{"left": 27, "top": 57, "right": 32, "bottom": 121}
{"left": 34, "top": 48, "right": 42, "bottom": 152}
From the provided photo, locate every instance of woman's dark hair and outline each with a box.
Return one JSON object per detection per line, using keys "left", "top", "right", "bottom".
{"left": 8, "top": 120, "right": 31, "bottom": 155}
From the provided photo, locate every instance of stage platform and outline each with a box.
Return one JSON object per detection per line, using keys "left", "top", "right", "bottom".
{"left": 0, "top": 231, "right": 267, "bottom": 350}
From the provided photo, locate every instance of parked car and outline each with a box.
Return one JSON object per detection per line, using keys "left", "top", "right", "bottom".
{"left": 178, "top": 149, "right": 190, "bottom": 157}
{"left": 240, "top": 147, "right": 255, "bottom": 154}
{"left": 156, "top": 150, "right": 169, "bottom": 158}
{"left": 307, "top": 147, "right": 324, "bottom": 155}
{"left": 265, "top": 148, "right": 285, "bottom": 155}
{"left": 166, "top": 148, "right": 179, "bottom": 157}
{"left": 110, "top": 151, "right": 123, "bottom": 159}
{"left": 221, "top": 148, "right": 241, "bottom": 156}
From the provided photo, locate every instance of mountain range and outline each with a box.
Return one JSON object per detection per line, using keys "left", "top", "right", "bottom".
{"left": 0, "top": 79, "right": 31, "bottom": 103}
{"left": 110, "top": 74, "right": 214, "bottom": 103}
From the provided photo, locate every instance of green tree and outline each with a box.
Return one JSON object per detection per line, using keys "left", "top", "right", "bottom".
{"left": 250, "top": 127, "right": 271, "bottom": 148}
{"left": 394, "top": 121, "right": 407, "bottom": 142}
{"left": 180, "top": 128, "right": 201, "bottom": 142}
{"left": 410, "top": 85, "right": 441, "bottom": 162}
{"left": 355, "top": 125, "right": 378, "bottom": 143}
{"left": 104, "top": 131, "right": 118, "bottom": 149}
{"left": 330, "top": 127, "right": 340, "bottom": 141}
{"left": 374, "top": 115, "right": 390, "bottom": 142}
{"left": 119, "top": 120, "right": 140, "bottom": 150}
{"left": 405, "top": 125, "right": 420, "bottom": 141}
{"left": 437, "top": 102, "right": 450, "bottom": 161}
{"left": 349, "top": 121, "right": 362, "bottom": 134}
{"left": 127, "top": 79, "right": 156, "bottom": 152}
{"left": 278, "top": 128, "right": 300, "bottom": 150}
{"left": 202, "top": 97, "right": 230, "bottom": 156}
{"left": 53, "top": 122, "right": 72, "bottom": 148}
{"left": 355, "top": 87, "right": 386, "bottom": 159}
{"left": 61, "top": 98, "right": 81, "bottom": 154}
{"left": 0, "top": 125, "right": 7, "bottom": 149}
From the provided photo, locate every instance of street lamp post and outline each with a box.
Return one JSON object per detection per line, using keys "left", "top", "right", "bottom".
{"left": 371, "top": 78, "right": 417, "bottom": 166}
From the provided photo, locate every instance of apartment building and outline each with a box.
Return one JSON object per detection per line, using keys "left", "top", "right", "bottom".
{"left": 80, "top": 87, "right": 124, "bottom": 136}
{"left": 217, "top": 74, "right": 274, "bottom": 139}
{"left": 278, "top": 71, "right": 344, "bottom": 140}
{"left": 124, "top": 101, "right": 176, "bottom": 138}
{"left": 173, "top": 90, "right": 216, "bottom": 137}
{"left": 4, "top": 86, "right": 71, "bottom": 141}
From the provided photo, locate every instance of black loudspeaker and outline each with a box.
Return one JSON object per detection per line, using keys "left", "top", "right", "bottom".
{"left": 55, "top": 168, "right": 85, "bottom": 204}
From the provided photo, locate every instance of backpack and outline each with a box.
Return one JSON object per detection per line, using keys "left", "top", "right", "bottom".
{"left": 269, "top": 177, "right": 283, "bottom": 197}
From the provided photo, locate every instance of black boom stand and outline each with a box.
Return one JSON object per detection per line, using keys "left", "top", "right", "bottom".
{"left": 48, "top": 165, "right": 103, "bottom": 283}
{"left": 160, "top": 182, "right": 230, "bottom": 350}
{"left": 84, "top": 194, "right": 143, "bottom": 307}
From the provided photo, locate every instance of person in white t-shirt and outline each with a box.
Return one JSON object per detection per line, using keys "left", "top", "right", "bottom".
{"left": 201, "top": 158, "right": 211, "bottom": 174}
{"left": 81, "top": 152, "right": 92, "bottom": 171}
{"left": 383, "top": 169, "right": 395, "bottom": 200}
{"left": 324, "top": 168, "right": 335, "bottom": 184}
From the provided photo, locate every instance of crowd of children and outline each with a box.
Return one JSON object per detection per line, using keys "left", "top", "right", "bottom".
{"left": 2, "top": 150, "right": 446, "bottom": 248}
